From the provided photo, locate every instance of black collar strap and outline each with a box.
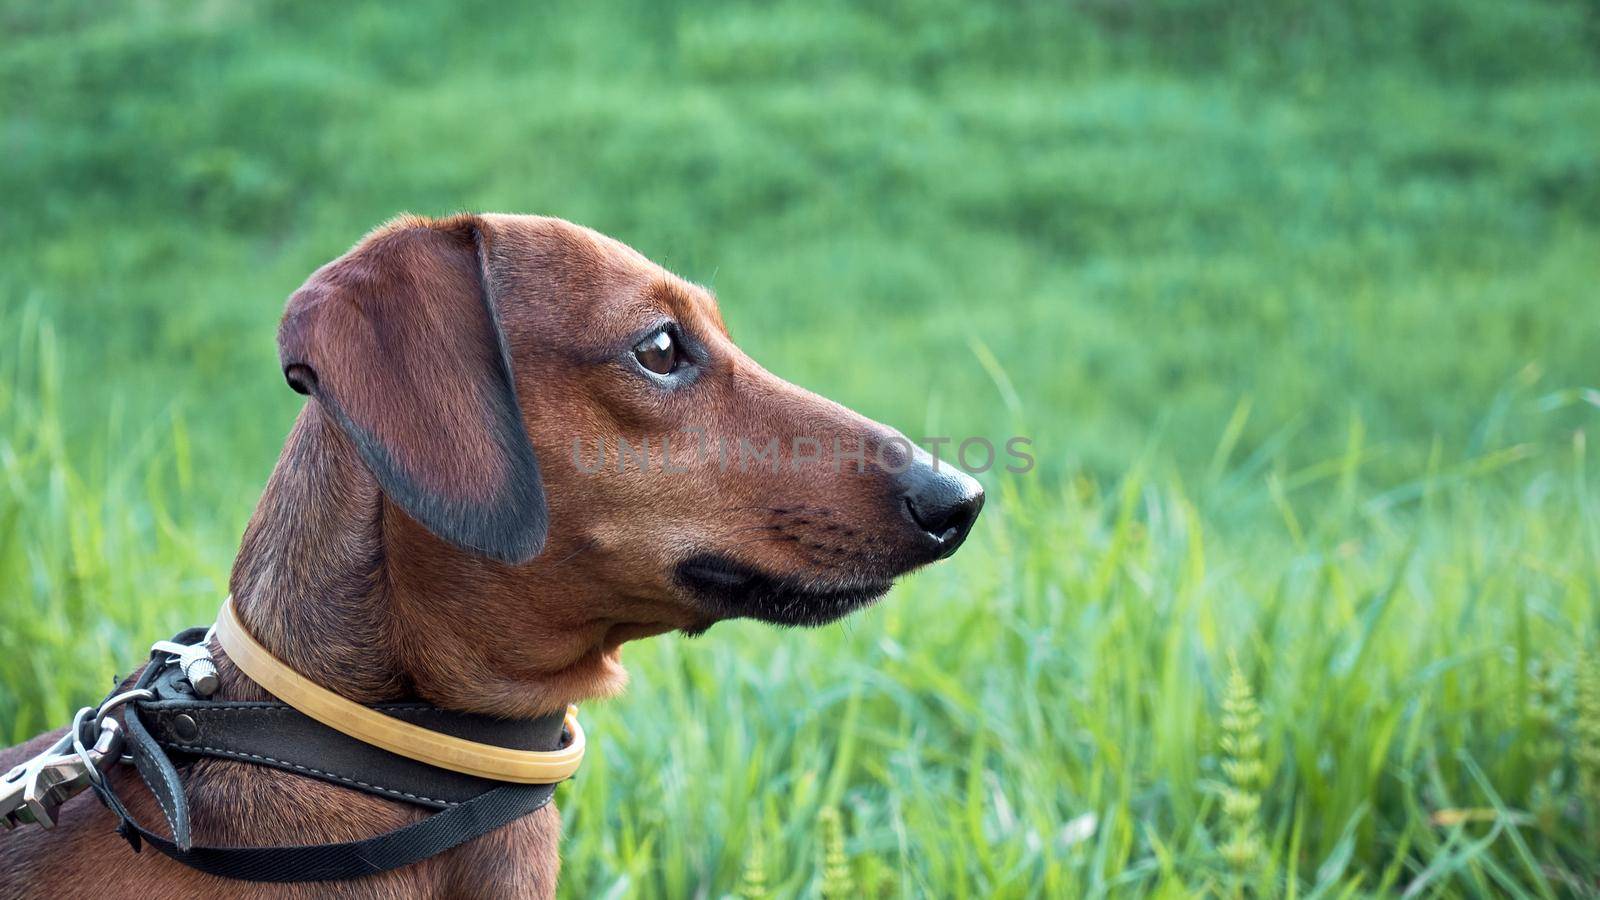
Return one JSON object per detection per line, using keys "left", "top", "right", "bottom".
{"left": 212, "top": 598, "right": 584, "bottom": 783}
{"left": 89, "top": 628, "right": 575, "bottom": 883}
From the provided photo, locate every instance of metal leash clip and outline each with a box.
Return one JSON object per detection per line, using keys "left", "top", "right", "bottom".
{"left": 0, "top": 631, "right": 213, "bottom": 833}
{"left": 0, "top": 689, "right": 151, "bottom": 831}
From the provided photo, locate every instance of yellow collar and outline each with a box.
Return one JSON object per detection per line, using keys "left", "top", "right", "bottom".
{"left": 213, "top": 597, "right": 585, "bottom": 784}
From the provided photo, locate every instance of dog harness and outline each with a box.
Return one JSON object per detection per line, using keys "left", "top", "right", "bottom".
{"left": 0, "top": 600, "right": 586, "bottom": 882}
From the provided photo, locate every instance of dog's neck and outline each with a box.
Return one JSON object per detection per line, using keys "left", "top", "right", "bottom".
{"left": 225, "top": 406, "right": 634, "bottom": 718}
{"left": 227, "top": 407, "right": 408, "bottom": 702}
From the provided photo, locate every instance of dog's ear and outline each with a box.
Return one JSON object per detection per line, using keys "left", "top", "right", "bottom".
{"left": 277, "top": 215, "right": 546, "bottom": 564}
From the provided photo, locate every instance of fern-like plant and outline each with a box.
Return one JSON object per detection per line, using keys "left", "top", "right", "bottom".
{"left": 818, "top": 806, "right": 854, "bottom": 899}
{"left": 1576, "top": 651, "right": 1600, "bottom": 822}
{"left": 1220, "top": 651, "right": 1266, "bottom": 894}
{"left": 736, "top": 823, "right": 769, "bottom": 900}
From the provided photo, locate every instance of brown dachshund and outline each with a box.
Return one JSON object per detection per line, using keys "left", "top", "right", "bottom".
{"left": 0, "top": 213, "right": 983, "bottom": 898}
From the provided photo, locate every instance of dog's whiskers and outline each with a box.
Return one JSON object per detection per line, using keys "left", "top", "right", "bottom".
{"left": 717, "top": 504, "right": 831, "bottom": 515}
{"left": 717, "top": 534, "right": 846, "bottom": 571}
{"left": 720, "top": 522, "right": 788, "bottom": 539}
{"left": 551, "top": 536, "right": 600, "bottom": 567}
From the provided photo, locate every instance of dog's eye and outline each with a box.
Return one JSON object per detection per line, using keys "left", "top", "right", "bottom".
{"left": 633, "top": 329, "right": 680, "bottom": 376}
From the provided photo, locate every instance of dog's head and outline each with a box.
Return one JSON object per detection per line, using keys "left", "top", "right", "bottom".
{"left": 277, "top": 214, "right": 982, "bottom": 700}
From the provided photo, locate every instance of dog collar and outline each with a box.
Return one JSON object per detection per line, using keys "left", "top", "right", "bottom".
{"left": 214, "top": 597, "right": 585, "bottom": 784}
{"left": 2, "top": 614, "right": 587, "bottom": 882}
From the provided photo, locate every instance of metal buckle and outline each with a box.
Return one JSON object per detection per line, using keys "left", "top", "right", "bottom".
{"left": 0, "top": 689, "right": 151, "bottom": 831}
{"left": 151, "top": 631, "right": 219, "bottom": 698}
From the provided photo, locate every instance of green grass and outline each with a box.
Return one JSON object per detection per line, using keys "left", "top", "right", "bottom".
{"left": 4, "top": 0, "right": 1600, "bottom": 895}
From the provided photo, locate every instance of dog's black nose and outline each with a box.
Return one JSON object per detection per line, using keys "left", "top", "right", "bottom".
{"left": 900, "top": 456, "right": 984, "bottom": 557}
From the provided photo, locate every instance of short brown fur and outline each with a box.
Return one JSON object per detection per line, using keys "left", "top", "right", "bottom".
{"left": 0, "top": 214, "right": 979, "bottom": 897}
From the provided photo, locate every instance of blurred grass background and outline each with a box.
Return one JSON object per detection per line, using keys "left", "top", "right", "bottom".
{"left": 2, "top": 0, "right": 1599, "bottom": 896}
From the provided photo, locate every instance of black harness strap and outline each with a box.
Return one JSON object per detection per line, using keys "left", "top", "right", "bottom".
{"left": 98, "top": 773, "right": 556, "bottom": 882}
{"left": 87, "top": 629, "right": 570, "bottom": 883}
